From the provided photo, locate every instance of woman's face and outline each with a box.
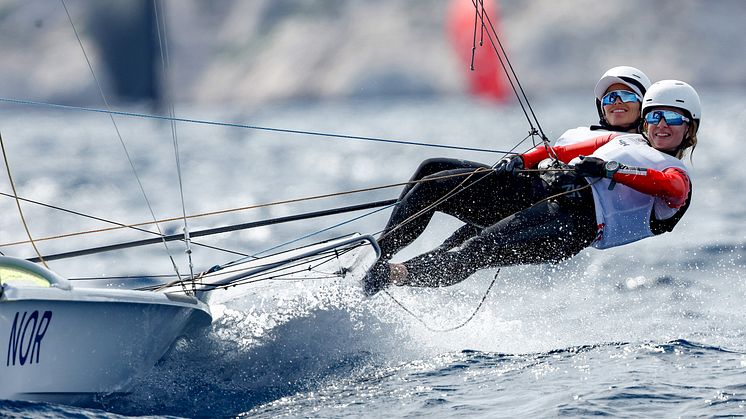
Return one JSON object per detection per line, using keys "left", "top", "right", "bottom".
{"left": 602, "top": 83, "right": 641, "bottom": 128}
{"left": 645, "top": 106, "right": 689, "bottom": 153}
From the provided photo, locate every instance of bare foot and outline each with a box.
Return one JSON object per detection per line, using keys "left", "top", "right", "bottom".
{"left": 389, "top": 263, "right": 408, "bottom": 286}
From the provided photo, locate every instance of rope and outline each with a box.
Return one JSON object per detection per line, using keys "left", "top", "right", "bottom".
{"left": 61, "top": 0, "right": 184, "bottom": 282}
{"left": 377, "top": 132, "right": 535, "bottom": 243}
{"left": 0, "top": 97, "right": 510, "bottom": 155}
{"left": 0, "top": 170, "right": 501, "bottom": 249}
{"left": 152, "top": 235, "right": 367, "bottom": 292}
{"left": 376, "top": 174, "right": 594, "bottom": 332}
{"left": 248, "top": 203, "right": 395, "bottom": 259}
{"left": 470, "top": 0, "right": 559, "bottom": 168}
{"left": 24, "top": 200, "right": 394, "bottom": 263}
{"left": 0, "top": 132, "right": 48, "bottom": 268}
{"left": 371, "top": 0, "right": 563, "bottom": 267}
{"left": 383, "top": 269, "right": 499, "bottom": 332}
{"left": 153, "top": 0, "right": 195, "bottom": 291}
{"left": 469, "top": 0, "right": 546, "bottom": 144}
{"left": 377, "top": 167, "right": 493, "bottom": 242}
{"left": 379, "top": 167, "right": 595, "bottom": 245}
{"left": 0, "top": 191, "right": 247, "bottom": 256}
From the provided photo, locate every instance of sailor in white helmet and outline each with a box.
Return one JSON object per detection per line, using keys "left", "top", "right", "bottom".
{"left": 365, "top": 67, "right": 652, "bottom": 259}
{"left": 554, "top": 66, "right": 652, "bottom": 147}
{"left": 363, "top": 80, "right": 700, "bottom": 295}
{"left": 640, "top": 80, "right": 700, "bottom": 159}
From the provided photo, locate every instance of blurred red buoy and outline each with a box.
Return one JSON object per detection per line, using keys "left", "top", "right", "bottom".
{"left": 447, "top": 0, "right": 510, "bottom": 103}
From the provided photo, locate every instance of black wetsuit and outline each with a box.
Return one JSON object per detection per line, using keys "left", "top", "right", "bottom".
{"left": 376, "top": 158, "right": 597, "bottom": 287}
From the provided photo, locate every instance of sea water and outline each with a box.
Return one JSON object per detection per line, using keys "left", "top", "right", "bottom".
{"left": 0, "top": 91, "right": 745, "bottom": 417}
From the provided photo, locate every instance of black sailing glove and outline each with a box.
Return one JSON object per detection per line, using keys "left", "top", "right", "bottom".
{"left": 573, "top": 156, "right": 607, "bottom": 177}
{"left": 494, "top": 155, "right": 524, "bottom": 176}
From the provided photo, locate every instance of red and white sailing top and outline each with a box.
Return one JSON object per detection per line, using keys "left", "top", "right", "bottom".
{"left": 554, "top": 126, "right": 609, "bottom": 147}
{"left": 522, "top": 133, "right": 691, "bottom": 249}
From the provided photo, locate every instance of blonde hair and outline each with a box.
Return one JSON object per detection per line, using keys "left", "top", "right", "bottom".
{"left": 677, "top": 121, "right": 698, "bottom": 161}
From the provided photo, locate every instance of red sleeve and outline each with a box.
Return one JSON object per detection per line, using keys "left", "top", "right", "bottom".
{"left": 612, "top": 167, "right": 691, "bottom": 209}
{"left": 520, "top": 133, "right": 618, "bottom": 168}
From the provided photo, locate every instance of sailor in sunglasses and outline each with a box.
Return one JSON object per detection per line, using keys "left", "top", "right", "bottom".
{"left": 361, "top": 66, "right": 653, "bottom": 261}
{"left": 364, "top": 80, "right": 699, "bottom": 295}
{"left": 554, "top": 66, "right": 651, "bottom": 147}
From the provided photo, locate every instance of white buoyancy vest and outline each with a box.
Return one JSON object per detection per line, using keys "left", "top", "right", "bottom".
{"left": 538, "top": 127, "right": 614, "bottom": 169}
{"left": 554, "top": 126, "right": 609, "bottom": 146}
{"left": 569, "top": 134, "right": 689, "bottom": 249}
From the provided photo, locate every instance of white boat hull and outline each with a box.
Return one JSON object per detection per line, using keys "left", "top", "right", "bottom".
{"left": 0, "top": 257, "right": 211, "bottom": 404}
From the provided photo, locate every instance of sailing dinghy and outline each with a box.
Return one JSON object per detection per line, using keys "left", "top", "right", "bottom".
{"left": 0, "top": 233, "right": 379, "bottom": 403}
{"left": 0, "top": 0, "right": 510, "bottom": 406}
{"left": 0, "top": 255, "right": 211, "bottom": 404}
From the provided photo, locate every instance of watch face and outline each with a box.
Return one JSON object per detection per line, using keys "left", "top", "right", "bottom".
{"left": 605, "top": 161, "right": 620, "bottom": 171}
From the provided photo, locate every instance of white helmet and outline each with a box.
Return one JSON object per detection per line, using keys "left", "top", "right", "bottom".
{"left": 594, "top": 66, "right": 652, "bottom": 101}
{"left": 642, "top": 80, "right": 701, "bottom": 126}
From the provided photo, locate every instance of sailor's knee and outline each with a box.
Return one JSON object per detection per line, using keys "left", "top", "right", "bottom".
{"left": 413, "top": 158, "right": 445, "bottom": 178}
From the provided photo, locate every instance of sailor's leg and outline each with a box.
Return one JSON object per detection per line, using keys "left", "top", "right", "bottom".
{"left": 397, "top": 158, "right": 490, "bottom": 201}
{"left": 365, "top": 166, "right": 553, "bottom": 296}
{"left": 400, "top": 199, "right": 596, "bottom": 287}
{"left": 365, "top": 163, "right": 496, "bottom": 296}
{"left": 378, "top": 167, "right": 496, "bottom": 259}
{"left": 433, "top": 224, "right": 483, "bottom": 252}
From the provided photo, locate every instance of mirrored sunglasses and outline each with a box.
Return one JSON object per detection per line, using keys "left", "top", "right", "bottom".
{"left": 601, "top": 90, "right": 641, "bottom": 106}
{"left": 644, "top": 110, "right": 690, "bottom": 126}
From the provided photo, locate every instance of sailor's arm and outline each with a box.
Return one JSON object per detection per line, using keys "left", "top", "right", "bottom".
{"left": 613, "top": 167, "right": 691, "bottom": 209}
{"left": 574, "top": 157, "right": 691, "bottom": 209}
{"left": 519, "top": 133, "right": 618, "bottom": 168}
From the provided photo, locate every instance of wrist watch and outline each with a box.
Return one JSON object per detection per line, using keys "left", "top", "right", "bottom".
{"left": 604, "top": 160, "right": 620, "bottom": 179}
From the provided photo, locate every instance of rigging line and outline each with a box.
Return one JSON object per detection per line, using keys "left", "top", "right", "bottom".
{"left": 208, "top": 247, "right": 352, "bottom": 289}
{"left": 210, "top": 236, "right": 363, "bottom": 278}
{"left": 68, "top": 273, "right": 178, "bottom": 281}
{"left": 153, "top": 0, "right": 194, "bottom": 286}
{"left": 473, "top": 1, "right": 550, "bottom": 144}
{"left": 469, "top": 0, "right": 479, "bottom": 70}
{"left": 195, "top": 247, "right": 357, "bottom": 291}
{"left": 198, "top": 239, "right": 370, "bottom": 291}
{"left": 200, "top": 263, "right": 346, "bottom": 291}
{"left": 383, "top": 269, "right": 499, "bottom": 333}
{"left": 467, "top": 0, "right": 537, "bottom": 137}
{"left": 380, "top": 168, "right": 596, "bottom": 250}
{"left": 479, "top": 0, "right": 486, "bottom": 45}
{"left": 253, "top": 202, "right": 395, "bottom": 257}
{"left": 470, "top": 2, "right": 559, "bottom": 165}
{"left": 69, "top": 241, "right": 350, "bottom": 284}
{"left": 378, "top": 167, "right": 493, "bottom": 242}
{"left": 0, "top": 132, "right": 48, "bottom": 268}
{"left": 372, "top": 143, "right": 589, "bottom": 260}
{"left": 0, "top": 191, "right": 247, "bottom": 257}
{"left": 68, "top": 244, "right": 347, "bottom": 285}
{"left": 76, "top": 247, "right": 352, "bottom": 283}
{"left": 60, "top": 0, "right": 183, "bottom": 281}
{"left": 25, "top": 199, "right": 397, "bottom": 263}
{"left": 155, "top": 241, "right": 359, "bottom": 291}
{"left": 0, "top": 98, "right": 508, "bottom": 155}
{"left": 373, "top": 139, "right": 528, "bottom": 241}
{"left": 376, "top": 132, "right": 535, "bottom": 242}
{"left": 0, "top": 169, "right": 493, "bottom": 248}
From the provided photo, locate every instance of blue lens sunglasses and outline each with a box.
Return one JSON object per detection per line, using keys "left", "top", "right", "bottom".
{"left": 644, "top": 110, "right": 690, "bottom": 126}
{"left": 601, "top": 90, "right": 641, "bottom": 106}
